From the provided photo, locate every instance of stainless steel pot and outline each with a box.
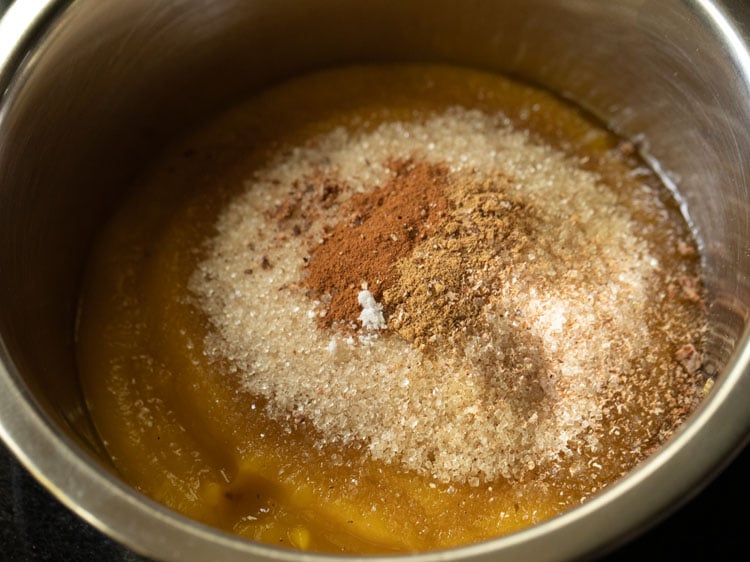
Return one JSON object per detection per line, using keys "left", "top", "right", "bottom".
{"left": 1, "top": 1, "right": 749, "bottom": 560}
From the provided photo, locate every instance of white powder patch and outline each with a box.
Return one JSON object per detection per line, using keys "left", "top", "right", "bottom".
{"left": 358, "top": 290, "right": 387, "bottom": 331}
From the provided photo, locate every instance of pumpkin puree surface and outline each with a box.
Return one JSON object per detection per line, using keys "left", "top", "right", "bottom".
{"left": 76, "top": 65, "right": 708, "bottom": 553}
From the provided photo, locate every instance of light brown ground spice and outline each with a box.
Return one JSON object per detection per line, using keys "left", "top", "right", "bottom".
{"left": 192, "top": 108, "right": 708, "bottom": 485}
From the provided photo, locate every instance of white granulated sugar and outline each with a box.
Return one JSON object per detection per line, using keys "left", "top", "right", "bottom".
{"left": 190, "top": 108, "right": 693, "bottom": 485}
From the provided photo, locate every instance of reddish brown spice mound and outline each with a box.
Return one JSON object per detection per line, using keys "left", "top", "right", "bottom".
{"left": 302, "top": 160, "right": 451, "bottom": 328}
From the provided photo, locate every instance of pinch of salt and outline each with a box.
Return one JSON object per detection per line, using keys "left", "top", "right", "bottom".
{"left": 358, "top": 289, "right": 387, "bottom": 331}
{"left": 327, "top": 338, "right": 338, "bottom": 354}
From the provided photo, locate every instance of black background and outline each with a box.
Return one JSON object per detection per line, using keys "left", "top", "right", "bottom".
{"left": 0, "top": 0, "right": 748, "bottom": 560}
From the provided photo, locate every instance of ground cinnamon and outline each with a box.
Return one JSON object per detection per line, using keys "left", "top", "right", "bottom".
{"left": 301, "top": 159, "right": 451, "bottom": 328}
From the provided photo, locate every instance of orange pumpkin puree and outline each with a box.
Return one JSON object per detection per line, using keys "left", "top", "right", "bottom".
{"left": 76, "top": 65, "right": 707, "bottom": 553}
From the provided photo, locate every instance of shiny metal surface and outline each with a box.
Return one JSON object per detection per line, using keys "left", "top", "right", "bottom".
{"left": 1, "top": 1, "right": 749, "bottom": 560}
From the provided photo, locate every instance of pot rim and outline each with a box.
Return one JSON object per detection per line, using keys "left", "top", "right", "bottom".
{"left": 1, "top": 1, "right": 750, "bottom": 560}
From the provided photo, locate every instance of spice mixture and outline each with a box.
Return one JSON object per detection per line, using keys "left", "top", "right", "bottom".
{"left": 191, "top": 107, "right": 706, "bottom": 485}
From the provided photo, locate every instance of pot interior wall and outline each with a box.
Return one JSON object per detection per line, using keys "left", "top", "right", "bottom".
{"left": 0, "top": 0, "right": 748, "bottom": 464}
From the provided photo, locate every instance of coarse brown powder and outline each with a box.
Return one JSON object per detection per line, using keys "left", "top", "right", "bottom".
{"left": 384, "top": 171, "right": 539, "bottom": 353}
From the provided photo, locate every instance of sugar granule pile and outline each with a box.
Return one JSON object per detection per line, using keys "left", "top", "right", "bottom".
{"left": 190, "top": 108, "right": 706, "bottom": 487}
